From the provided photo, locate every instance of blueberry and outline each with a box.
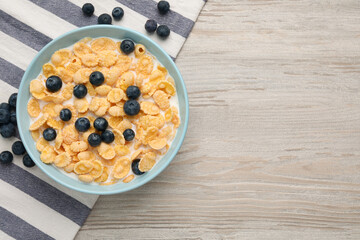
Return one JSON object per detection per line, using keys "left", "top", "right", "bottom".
{"left": 156, "top": 25, "right": 170, "bottom": 38}
{"left": 157, "top": 1, "right": 170, "bottom": 14}
{"left": 8, "top": 93, "right": 17, "bottom": 109}
{"left": 0, "top": 109, "right": 10, "bottom": 124}
{"left": 145, "top": 19, "right": 157, "bottom": 33}
{"left": 101, "top": 130, "right": 114, "bottom": 143}
{"left": 123, "top": 100, "right": 140, "bottom": 116}
{"left": 93, "top": 117, "right": 108, "bottom": 132}
{"left": 10, "top": 111, "right": 16, "bottom": 125}
{"left": 87, "top": 133, "right": 102, "bottom": 147}
{"left": 60, "top": 108, "right": 72, "bottom": 122}
{"left": 73, "top": 84, "right": 88, "bottom": 98}
{"left": 43, "top": 128, "right": 57, "bottom": 141}
{"left": 0, "top": 151, "right": 13, "bottom": 164}
{"left": 112, "top": 7, "right": 124, "bottom": 20}
{"left": 120, "top": 39, "right": 135, "bottom": 54}
{"left": 89, "top": 71, "right": 105, "bottom": 86}
{"left": 126, "top": 86, "right": 141, "bottom": 99}
{"left": 12, "top": 141, "right": 26, "bottom": 155}
{"left": 46, "top": 75, "right": 62, "bottom": 92}
{"left": 0, "top": 103, "right": 10, "bottom": 111}
{"left": 123, "top": 129, "right": 135, "bottom": 141}
{"left": 82, "top": 3, "right": 94, "bottom": 16}
{"left": 23, "top": 154, "right": 35, "bottom": 168}
{"left": 98, "top": 13, "right": 112, "bottom": 24}
{"left": 131, "top": 159, "right": 145, "bottom": 175}
{"left": 75, "top": 117, "right": 90, "bottom": 132}
{"left": 0, "top": 123, "right": 15, "bottom": 138}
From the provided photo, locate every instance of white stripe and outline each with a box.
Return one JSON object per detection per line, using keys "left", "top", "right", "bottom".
{"left": 0, "top": 0, "right": 76, "bottom": 39}
{"left": 0, "top": 80, "right": 99, "bottom": 209}
{"left": 0, "top": 180, "right": 79, "bottom": 240}
{"left": 154, "top": 0, "right": 205, "bottom": 21}
{"left": 0, "top": 230, "right": 16, "bottom": 240}
{"left": 68, "top": 0, "right": 185, "bottom": 57}
{"left": 0, "top": 31, "right": 37, "bottom": 70}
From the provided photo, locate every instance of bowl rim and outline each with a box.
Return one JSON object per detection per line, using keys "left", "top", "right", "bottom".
{"left": 17, "top": 25, "right": 189, "bottom": 195}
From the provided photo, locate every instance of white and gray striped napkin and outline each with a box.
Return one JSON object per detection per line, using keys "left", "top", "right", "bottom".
{"left": 0, "top": 0, "right": 205, "bottom": 239}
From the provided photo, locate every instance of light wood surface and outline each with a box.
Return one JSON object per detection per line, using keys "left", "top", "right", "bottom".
{"left": 76, "top": 1, "right": 360, "bottom": 239}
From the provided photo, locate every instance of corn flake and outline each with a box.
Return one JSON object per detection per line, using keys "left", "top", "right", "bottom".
{"left": 153, "top": 90, "right": 170, "bottom": 110}
{"left": 36, "top": 137, "right": 50, "bottom": 152}
{"left": 62, "top": 125, "right": 79, "bottom": 144}
{"left": 74, "top": 68, "right": 92, "bottom": 84}
{"left": 54, "top": 152, "right": 71, "bottom": 168}
{"left": 42, "top": 63, "right": 58, "bottom": 78}
{"left": 98, "top": 50, "right": 117, "bottom": 67}
{"left": 78, "top": 151, "right": 96, "bottom": 161}
{"left": 74, "top": 98, "right": 89, "bottom": 113}
{"left": 47, "top": 118, "right": 64, "bottom": 130}
{"left": 95, "top": 85, "right": 112, "bottom": 96}
{"left": 114, "top": 145, "right": 130, "bottom": 157}
{"left": 29, "top": 113, "right": 48, "bottom": 130}
{"left": 136, "top": 55, "right": 153, "bottom": 75}
{"left": 107, "top": 88, "right": 124, "bottom": 103}
{"left": 27, "top": 98, "right": 41, "bottom": 118}
{"left": 140, "top": 101, "right": 160, "bottom": 115}
{"left": 51, "top": 49, "right": 71, "bottom": 67}
{"left": 74, "top": 160, "right": 94, "bottom": 174}
{"left": 123, "top": 174, "right": 134, "bottom": 183}
{"left": 91, "top": 38, "right": 116, "bottom": 53}
{"left": 80, "top": 54, "right": 99, "bottom": 67}
{"left": 40, "top": 146, "right": 57, "bottom": 164}
{"left": 89, "top": 160, "right": 104, "bottom": 179}
{"left": 113, "top": 157, "right": 130, "bottom": 179}
{"left": 98, "top": 143, "right": 115, "bottom": 160}
{"left": 139, "top": 152, "right": 156, "bottom": 172}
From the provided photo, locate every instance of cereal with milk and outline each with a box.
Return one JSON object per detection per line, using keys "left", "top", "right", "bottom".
{"left": 27, "top": 37, "right": 180, "bottom": 185}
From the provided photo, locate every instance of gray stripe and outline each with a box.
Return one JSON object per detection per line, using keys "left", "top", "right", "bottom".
{"left": 0, "top": 9, "right": 52, "bottom": 51}
{"left": 0, "top": 206, "right": 54, "bottom": 240}
{"left": 0, "top": 163, "right": 91, "bottom": 226}
{"left": 117, "top": 0, "right": 194, "bottom": 38}
{"left": 28, "top": 0, "right": 97, "bottom": 27}
{"left": 0, "top": 57, "right": 24, "bottom": 89}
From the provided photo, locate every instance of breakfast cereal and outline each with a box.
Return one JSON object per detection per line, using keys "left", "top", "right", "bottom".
{"left": 27, "top": 37, "right": 180, "bottom": 185}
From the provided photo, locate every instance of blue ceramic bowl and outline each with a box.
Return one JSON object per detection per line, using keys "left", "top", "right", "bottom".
{"left": 17, "top": 25, "right": 189, "bottom": 195}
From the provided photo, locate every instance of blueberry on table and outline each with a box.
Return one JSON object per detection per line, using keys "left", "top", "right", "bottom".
{"left": 123, "top": 129, "right": 135, "bottom": 141}
{"left": 82, "top": 3, "right": 94, "bottom": 16}
{"left": 8, "top": 93, "right": 17, "bottom": 109}
{"left": 124, "top": 100, "right": 140, "bottom": 116}
{"left": 126, "top": 86, "right": 141, "bottom": 99}
{"left": 112, "top": 7, "right": 124, "bottom": 20}
{"left": 0, "top": 102, "right": 10, "bottom": 111}
{"left": 156, "top": 25, "right": 170, "bottom": 38}
{"left": 73, "top": 84, "right": 88, "bottom": 98}
{"left": 89, "top": 71, "right": 105, "bottom": 86}
{"left": 98, "top": 13, "right": 112, "bottom": 24}
{"left": 46, "top": 76, "right": 62, "bottom": 92}
{"left": 0, "top": 151, "right": 13, "bottom": 164}
{"left": 0, "top": 109, "right": 10, "bottom": 124}
{"left": 12, "top": 141, "right": 26, "bottom": 155}
{"left": 23, "top": 154, "right": 35, "bottom": 168}
{"left": 0, "top": 123, "right": 15, "bottom": 138}
{"left": 93, "top": 117, "right": 108, "bottom": 132}
{"left": 120, "top": 39, "right": 135, "bottom": 54}
{"left": 43, "top": 128, "right": 57, "bottom": 141}
{"left": 10, "top": 111, "right": 16, "bottom": 125}
{"left": 60, "top": 108, "right": 72, "bottom": 122}
{"left": 101, "top": 130, "right": 114, "bottom": 143}
{"left": 157, "top": 1, "right": 170, "bottom": 14}
{"left": 88, "top": 133, "right": 102, "bottom": 147}
{"left": 75, "top": 117, "right": 90, "bottom": 132}
{"left": 145, "top": 19, "right": 158, "bottom": 33}
{"left": 131, "top": 159, "right": 145, "bottom": 175}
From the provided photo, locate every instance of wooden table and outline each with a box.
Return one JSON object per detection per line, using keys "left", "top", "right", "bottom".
{"left": 76, "top": 1, "right": 360, "bottom": 239}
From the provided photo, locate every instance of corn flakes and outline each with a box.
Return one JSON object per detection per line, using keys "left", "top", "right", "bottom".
{"left": 40, "top": 146, "right": 57, "bottom": 164}
{"left": 74, "top": 160, "right": 94, "bottom": 174}
{"left": 153, "top": 90, "right": 170, "bottom": 110}
{"left": 29, "top": 113, "right": 48, "bottom": 130}
{"left": 140, "top": 101, "right": 160, "bottom": 115}
{"left": 98, "top": 143, "right": 115, "bottom": 160}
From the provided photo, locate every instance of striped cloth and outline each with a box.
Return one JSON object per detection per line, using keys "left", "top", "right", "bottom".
{"left": 0, "top": 0, "right": 205, "bottom": 239}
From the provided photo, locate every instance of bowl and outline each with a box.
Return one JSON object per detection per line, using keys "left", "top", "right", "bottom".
{"left": 17, "top": 25, "right": 189, "bottom": 195}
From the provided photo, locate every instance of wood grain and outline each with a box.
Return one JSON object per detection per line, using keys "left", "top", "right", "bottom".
{"left": 76, "top": 0, "right": 360, "bottom": 239}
